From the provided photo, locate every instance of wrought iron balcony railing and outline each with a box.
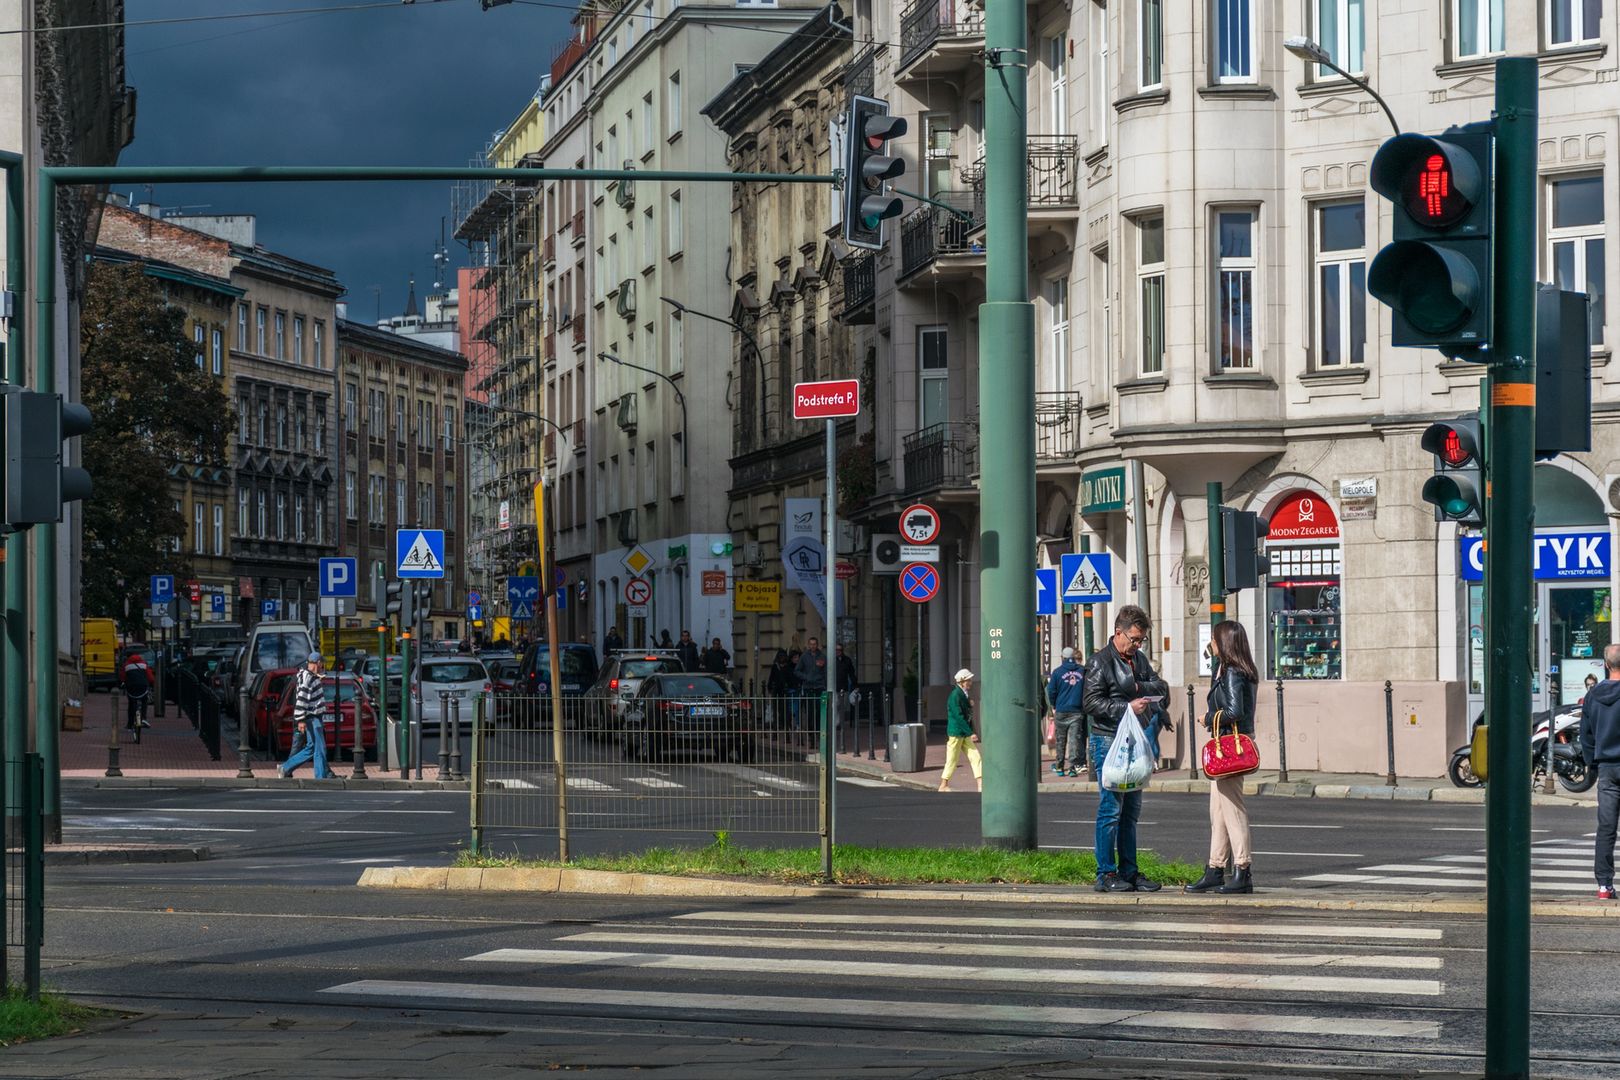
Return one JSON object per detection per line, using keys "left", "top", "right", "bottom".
{"left": 902, "top": 421, "right": 977, "bottom": 493}
{"left": 898, "top": 0, "right": 985, "bottom": 72}
{"left": 968, "top": 135, "right": 1079, "bottom": 208}
{"left": 1034, "top": 392, "right": 1082, "bottom": 462}
{"left": 840, "top": 251, "right": 875, "bottom": 316}
{"left": 898, "top": 191, "right": 983, "bottom": 279}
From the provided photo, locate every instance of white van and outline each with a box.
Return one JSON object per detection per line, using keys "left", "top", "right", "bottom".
{"left": 226, "top": 620, "right": 314, "bottom": 711}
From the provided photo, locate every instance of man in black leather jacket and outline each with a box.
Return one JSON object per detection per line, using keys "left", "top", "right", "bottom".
{"left": 1082, "top": 604, "right": 1168, "bottom": 893}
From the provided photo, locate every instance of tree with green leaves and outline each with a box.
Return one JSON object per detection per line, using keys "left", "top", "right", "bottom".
{"left": 79, "top": 262, "right": 234, "bottom": 635}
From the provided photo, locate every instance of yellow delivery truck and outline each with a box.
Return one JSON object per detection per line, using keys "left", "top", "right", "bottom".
{"left": 82, "top": 617, "right": 119, "bottom": 690}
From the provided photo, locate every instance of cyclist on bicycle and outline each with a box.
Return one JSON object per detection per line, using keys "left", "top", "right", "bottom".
{"left": 122, "top": 650, "right": 152, "bottom": 730}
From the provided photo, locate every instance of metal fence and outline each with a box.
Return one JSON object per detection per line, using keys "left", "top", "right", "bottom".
{"left": 5, "top": 753, "right": 44, "bottom": 997}
{"left": 472, "top": 691, "right": 835, "bottom": 839}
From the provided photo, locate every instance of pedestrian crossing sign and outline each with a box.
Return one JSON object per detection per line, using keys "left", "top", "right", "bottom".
{"left": 396, "top": 528, "right": 446, "bottom": 579}
{"left": 1059, "top": 552, "right": 1112, "bottom": 603}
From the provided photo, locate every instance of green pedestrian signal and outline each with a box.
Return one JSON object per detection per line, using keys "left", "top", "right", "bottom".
{"left": 843, "top": 95, "right": 906, "bottom": 252}
{"left": 1367, "top": 126, "right": 1494, "bottom": 357}
{"left": 1420, "top": 416, "right": 1484, "bottom": 525}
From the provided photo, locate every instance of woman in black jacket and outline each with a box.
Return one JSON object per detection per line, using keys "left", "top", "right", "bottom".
{"left": 1185, "top": 620, "right": 1260, "bottom": 895}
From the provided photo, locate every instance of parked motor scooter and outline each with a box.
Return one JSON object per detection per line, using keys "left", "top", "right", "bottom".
{"left": 1449, "top": 704, "right": 1596, "bottom": 792}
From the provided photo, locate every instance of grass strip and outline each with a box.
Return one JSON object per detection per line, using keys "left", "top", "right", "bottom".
{"left": 457, "top": 841, "right": 1201, "bottom": 887}
{"left": 0, "top": 987, "right": 101, "bottom": 1047}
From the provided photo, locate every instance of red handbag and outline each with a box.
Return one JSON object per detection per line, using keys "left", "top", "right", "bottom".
{"left": 1202, "top": 709, "right": 1260, "bottom": 778}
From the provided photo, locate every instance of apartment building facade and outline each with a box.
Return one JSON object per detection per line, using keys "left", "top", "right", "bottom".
{"left": 817, "top": 0, "right": 1616, "bottom": 772}
{"left": 337, "top": 319, "right": 469, "bottom": 641}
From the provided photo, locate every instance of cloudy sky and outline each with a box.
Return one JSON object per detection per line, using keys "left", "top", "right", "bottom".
{"left": 121, "top": 0, "right": 572, "bottom": 321}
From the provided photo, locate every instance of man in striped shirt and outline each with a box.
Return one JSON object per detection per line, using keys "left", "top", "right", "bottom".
{"left": 279, "top": 652, "right": 334, "bottom": 779}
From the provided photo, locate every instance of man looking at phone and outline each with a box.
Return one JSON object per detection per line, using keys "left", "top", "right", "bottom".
{"left": 1082, "top": 605, "right": 1169, "bottom": 893}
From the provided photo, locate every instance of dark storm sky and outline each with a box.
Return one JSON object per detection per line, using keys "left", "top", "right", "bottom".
{"left": 119, "top": 0, "right": 572, "bottom": 321}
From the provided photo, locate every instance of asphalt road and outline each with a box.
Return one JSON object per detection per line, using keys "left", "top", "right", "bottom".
{"left": 13, "top": 882, "right": 1620, "bottom": 1078}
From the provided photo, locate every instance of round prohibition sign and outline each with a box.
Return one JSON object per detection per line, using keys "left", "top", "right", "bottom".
{"left": 899, "top": 563, "right": 939, "bottom": 604}
{"left": 899, "top": 503, "right": 940, "bottom": 545}
{"left": 624, "top": 577, "right": 652, "bottom": 605}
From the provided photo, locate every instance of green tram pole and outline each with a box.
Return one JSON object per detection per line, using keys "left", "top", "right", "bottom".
{"left": 1, "top": 148, "right": 22, "bottom": 985}
{"left": 1206, "top": 483, "right": 1225, "bottom": 626}
{"left": 30, "top": 162, "right": 837, "bottom": 830}
{"left": 1484, "top": 56, "right": 1537, "bottom": 1080}
{"left": 978, "top": 0, "right": 1038, "bottom": 850}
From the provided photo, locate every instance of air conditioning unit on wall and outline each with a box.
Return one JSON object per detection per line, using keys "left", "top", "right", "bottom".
{"left": 871, "top": 533, "right": 902, "bottom": 574}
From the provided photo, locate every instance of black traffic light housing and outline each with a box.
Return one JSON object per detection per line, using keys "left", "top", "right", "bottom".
{"left": 385, "top": 579, "right": 412, "bottom": 627}
{"left": 1535, "top": 285, "right": 1592, "bottom": 460}
{"left": 843, "top": 95, "right": 907, "bottom": 252}
{"left": 2, "top": 387, "right": 92, "bottom": 534}
{"left": 1219, "top": 508, "right": 1269, "bottom": 593}
{"left": 1420, "top": 415, "right": 1485, "bottom": 526}
{"left": 1368, "top": 125, "right": 1494, "bottom": 357}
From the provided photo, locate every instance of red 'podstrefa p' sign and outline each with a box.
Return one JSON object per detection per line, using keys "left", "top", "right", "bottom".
{"left": 793, "top": 378, "right": 861, "bottom": 420}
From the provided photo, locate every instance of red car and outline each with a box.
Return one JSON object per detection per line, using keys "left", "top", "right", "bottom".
{"left": 266, "top": 673, "right": 378, "bottom": 758}
{"left": 248, "top": 667, "right": 300, "bottom": 749}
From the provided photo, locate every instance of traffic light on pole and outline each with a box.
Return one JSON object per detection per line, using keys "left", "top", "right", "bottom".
{"left": 385, "top": 579, "right": 413, "bottom": 627}
{"left": 1219, "top": 507, "right": 1269, "bottom": 593}
{"left": 2, "top": 387, "right": 92, "bottom": 534}
{"left": 1420, "top": 416, "right": 1484, "bottom": 526}
{"left": 1367, "top": 126, "right": 1494, "bottom": 357}
{"left": 843, "top": 95, "right": 907, "bottom": 252}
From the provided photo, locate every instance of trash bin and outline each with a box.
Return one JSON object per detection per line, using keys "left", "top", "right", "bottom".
{"left": 889, "top": 722, "right": 927, "bottom": 772}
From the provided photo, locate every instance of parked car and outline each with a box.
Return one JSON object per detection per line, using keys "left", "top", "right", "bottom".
{"left": 412, "top": 657, "right": 491, "bottom": 734}
{"left": 621, "top": 673, "right": 754, "bottom": 763}
{"left": 486, "top": 658, "right": 520, "bottom": 695}
{"left": 352, "top": 654, "right": 406, "bottom": 706}
{"left": 266, "top": 672, "right": 377, "bottom": 758}
{"left": 209, "top": 652, "right": 238, "bottom": 699}
{"left": 227, "top": 621, "right": 315, "bottom": 715}
{"left": 246, "top": 666, "right": 300, "bottom": 749}
{"left": 508, "top": 643, "right": 600, "bottom": 727}
{"left": 581, "top": 651, "right": 685, "bottom": 737}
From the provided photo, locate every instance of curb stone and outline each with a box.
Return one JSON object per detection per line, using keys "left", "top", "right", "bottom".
{"left": 45, "top": 845, "right": 211, "bottom": 865}
{"left": 64, "top": 776, "right": 467, "bottom": 791}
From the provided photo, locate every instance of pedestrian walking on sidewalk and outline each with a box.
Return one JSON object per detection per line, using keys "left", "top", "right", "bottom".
{"left": 939, "top": 669, "right": 983, "bottom": 793}
{"left": 279, "top": 652, "right": 334, "bottom": 779}
{"left": 1185, "top": 621, "right": 1259, "bottom": 895}
{"left": 677, "top": 630, "right": 701, "bottom": 672}
{"left": 1046, "top": 647, "right": 1086, "bottom": 777}
{"left": 1579, "top": 642, "right": 1620, "bottom": 900}
{"left": 766, "top": 649, "right": 796, "bottom": 729}
{"left": 1082, "top": 605, "right": 1167, "bottom": 893}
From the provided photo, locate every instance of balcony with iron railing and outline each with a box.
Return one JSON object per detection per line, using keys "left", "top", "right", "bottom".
{"left": 571, "top": 209, "right": 586, "bottom": 246}
{"left": 844, "top": 45, "right": 877, "bottom": 102}
{"left": 543, "top": 233, "right": 556, "bottom": 266}
{"left": 966, "top": 135, "right": 1080, "bottom": 210}
{"left": 897, "top": 0, "right": 985, "bottom": 81}
{"left": 898, "top": 191, "right": 984, "bottom": 282}
{"left": 902, "top": 421, "right": 978, "bottom": 494}
{"left": 1034, "top": 392, "right": 1082, "bottom": 464}
{"left": 837, "top": 251, "right": 875, "bottom": 324}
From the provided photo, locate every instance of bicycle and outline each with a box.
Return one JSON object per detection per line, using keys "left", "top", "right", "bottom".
{"left": 127, "top": 690, "right": 150, "bottom": 744}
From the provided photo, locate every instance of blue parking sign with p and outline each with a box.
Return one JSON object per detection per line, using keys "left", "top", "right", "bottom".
{"left": 260, "top": 599, "right": 279, "bottom": 619}
{"left": 209, "top": 593, "right": 225, "bottom": 615}
{"left": 319, "top": 557, "right": 358, "bottom": 597}
{"left": 150, "top": 575, "right": 174, "bottom": 606}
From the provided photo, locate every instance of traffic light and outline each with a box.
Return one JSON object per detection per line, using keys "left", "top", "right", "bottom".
{"left": 2, "top": 388, "right": 92, "bottom": 533}
{"left": 843, "top": 95, "right": 907, "bottom": 252}
{"left": 1367, "top": 125, "right": 1493, "bottom": 356}
{"left": 1219, "top": 508, "right": 1269, "bottom": 593}
{"left": 1420, "top": 416, "right": 1484, "bottom": 526}
{"left": 385, "top": 579, "right": 413, "bottom": 627}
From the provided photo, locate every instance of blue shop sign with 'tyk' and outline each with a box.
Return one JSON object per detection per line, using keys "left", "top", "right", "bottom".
{"left": 1459, "top": 530, "right": 1611, "bottom": 581}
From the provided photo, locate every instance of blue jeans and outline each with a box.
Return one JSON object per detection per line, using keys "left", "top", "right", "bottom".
{"left": 1597, "top": 764, "right": 1620, "bottom": 886}
{"left": 283, "top": 718, "right": 334, "bottom": 778}
{"left": 1091, "top": 732, "right": 1142, "bottom": 880}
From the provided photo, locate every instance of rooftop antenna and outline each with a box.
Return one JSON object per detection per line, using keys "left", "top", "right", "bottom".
{"left": 431, "top": 217, "right": 449, "bottom": 290}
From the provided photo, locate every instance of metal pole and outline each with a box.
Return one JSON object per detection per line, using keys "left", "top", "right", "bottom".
{"left": 1186, "top": 683, "right": 1199, "bottom": 779}
{"left": 1384, "top": 679, "right": 1397, "bottom": 787}
{"left": 106, "top": 687, "right": 122, "bottom": 777}
{"left": 978, "top": 0, "right": 1037, "bottom": 851}
{"left": 376, "top": 623, "right": 390, "bottom": 772}
{"left": 1274, "top": 677, "right": 1289, "bottom": 783}
{"left": 534, "top": 481, "right": 568, "bottom": 863}
{"left": 436, "top": 690, "right": 450, "bottom": 780}
{"left": 25, "top": 752, "right": 43, "bottom": 998}
{"left": 236, "top": 685, "right": 253, "bottom": 778}
{"left": 3, "top": 152, "right": 26, "bottom": 893}
{"left": 1080, "top": 535, "right": 1094, "bottom": 655}
{"left": 1207, "top": 483, "right": 1225, "bottom": 626}
{"left": 400, "top": 632, "right": 414, "bottom": 780}
{"left": 33, "top": 173, "right": 60, "bottom": 841}
{"left": 822, "top": 418, "right": 837, "bottom": 879}
{"left": 470, "top": 691, "right": 486, "bottom": 855}
{"left": 1485, "top": 56, "right": 1537, "bottom": 1080}
{"left": 1131, "top": 459, "right": 1153, "bottom": 616}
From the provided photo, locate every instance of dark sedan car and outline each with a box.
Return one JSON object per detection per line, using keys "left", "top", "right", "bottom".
{"left": 620, "top": 673, "right": 754, "bottom": 763}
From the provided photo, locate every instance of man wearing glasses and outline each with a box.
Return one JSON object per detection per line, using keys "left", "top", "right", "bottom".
{"left": 1082, "top": 605, "right": 1168, "bottom": 893}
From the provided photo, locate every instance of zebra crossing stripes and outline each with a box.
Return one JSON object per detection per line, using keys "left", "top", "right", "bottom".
{"left": 1295, "top": 836, "right": 1598, "bottom": 892}
{"left": 485, "top": 763, "right": 818, "bottom": 797}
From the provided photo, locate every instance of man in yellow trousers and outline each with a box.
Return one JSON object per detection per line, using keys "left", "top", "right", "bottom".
{"left": 939, "top": 668, "right": 982, "bottom": 792}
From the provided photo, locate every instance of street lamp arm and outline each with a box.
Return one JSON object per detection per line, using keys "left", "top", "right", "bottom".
{"left": 1318, "top": 58, "right": 1401, "bottom": 136}
{"left": 659, "top": 295, "right": 762, "bottom": 358}
{"left": 1283, "top": 37, "right": 1400, "bottom": 135}
{"left": 479, "top": 399, "right": 570, "bottom": 444}
{"left": 597, "top": 351, "right": 687, "bottom": 466}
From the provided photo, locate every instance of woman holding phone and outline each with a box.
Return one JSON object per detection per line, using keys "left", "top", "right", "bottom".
{"left": 1184, "top": 620, "right": 1259, "bottom": 895}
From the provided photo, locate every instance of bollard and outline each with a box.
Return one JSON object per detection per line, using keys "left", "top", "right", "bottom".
{"left": 867, "top": 689, "right": 877, "bottom": 761}
{"left": 882, "top": 689, "right": 892, "bottom": 763}
{"left": 351, "top": 690, "right": 368, "bottom": 780}
{"left": 236, "top": 686, "right": 254, "bottom": 779}
{"left": 1384, "top": 679, "right": 1397, "bottom": 786}
{"left": 106, "top": 688, "right": 122, "bottom": 777}
{"left": 436, "top": 690, "right": 451, "bottom": 781}
{"left": 1186, "top": 684, "right": 1199, "bottom": 779}
{"left": 1274, "top": 677, "right": 1289, "bottom": 784}
{"left": 449, "top": 696, "right": 463, "bottom": 781}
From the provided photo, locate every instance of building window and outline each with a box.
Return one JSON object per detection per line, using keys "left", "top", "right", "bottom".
{"left": 443, "top": 404, "right": 455, "bottom": 451}
{"left": 238, "top": 489, "right": 248, "bottom": 533}
{"left": 346, "top": 472, "right": 357, "bottom": 521}
{"left": 313, "top": 321, "right": 325, "bottom": 367}
{"left": 295, "top": 495, "right": 306, "bottom": 542}
{"left": 276, "top": 404, "right": 288, "bottom": 449}
{"left": 1455, "top": 0, "right": 1504, "bottom": 57}
{"left": 668, "top": 190, "right": 682, "bottom": 253}
{"left": 194, "top": 502, "right": 205, "bottom": 553}
{"left": 918, "top": 326, "right": 948, "bottom": 429}
{"left": 256, "top": 307, "right": 267, "bottom": 354}
{"left": 1045, "top": 36, "right": 1068, "bottom": 138}
{"left": 257, "top": 402, "right": 268, "bottom": 445}
{"left": 1547, "top": 0, "right": 1602, "bottom": 47}
{"left": 920, "top": 114, "right": 955, "bottom": 197}
{"left": 1047, "top": 277, "right": 1070, "bottom": 391}
{"left": 641, "top": 93, "right": 654, "bottom": 157}
{"left": 314, "top": 408, "right": 326, "bottom": 454}
{"left": 395, "top": 395, "right": 405, "bottom": 444}
{"left": 1548, "top": 173, "right": 1606, "bottom": 348}
{"left": 1137, "top": 215, "right": 1166, "bottom": 375}
{"left": 213, "top": 504, "right": 224, "bottom": 555}
{"left": 1090, "top": 4, "right": 1107, "bottom": 143}
{"left": 396, "top": 478, "right": 406, "bottom": 523}
{"left": 1314, "top": 0, "right": 1364, "bottom": 75}
{"left": 1314, "top": 200, "right": 1367, "bottom": 367}
{"left": 667, "top": 72, "right": 681, "bottom": 135}
{"left": 445, "top": 486, "right": 455, "bottom": 532}
{"left": 296, "top": 408, "right": 307, "bottom": 452}
{"left": 1215, "top": 209, "right": 1257, "bottom": 369}
{"left": 314, "top": 498, "right": 325, "bottom": 546}
{"left": 345, "top": 383, "right": 357, "bottom": 431}
{"left": 274, "top": 312, "right": 286, "bottom": 359}
{"left": 171, "top": 500, "right": 182, "bottom": 553}
{"left": 257, "top": 491, "right": 267, "bottom": 538}
{"left": 670, "top": 310, "right": 683, "bottom": 372}
{"left": 294, "top": 316, "right": 305, "bottom": 363}
{"left": 211, "top": 328, "right": 223, "bottom": 375}
{"left": 1139, "top": 0, "right": 1163, "bottom": 89}
{"left": 1214, "top": 0, "right": 1253, "bottom": 82}
{"left": 194, "top": 325, "right": 205, "bottom": 369}
{"left": 237, "top": 304, "right": 248, "bottom": 348}
{"left": 275, "top": 492, "right": 286, "bottom": 540}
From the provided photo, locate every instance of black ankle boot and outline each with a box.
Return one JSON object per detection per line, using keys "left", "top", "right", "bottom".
{"left": 1183, "top": 865, "right": 1225, "bottom": 894}
{"left": 1218, "top": 865, "right": 1253, "bottom": 894}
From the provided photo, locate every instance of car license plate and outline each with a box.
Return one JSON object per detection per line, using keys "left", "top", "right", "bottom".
{"left": 692, "top": 706, "right": 722, "bottom": 717}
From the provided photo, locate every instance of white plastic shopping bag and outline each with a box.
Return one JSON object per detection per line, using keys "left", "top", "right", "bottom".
{"left": 1100, "top": 711, "right": 1153, "bottom": 792}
